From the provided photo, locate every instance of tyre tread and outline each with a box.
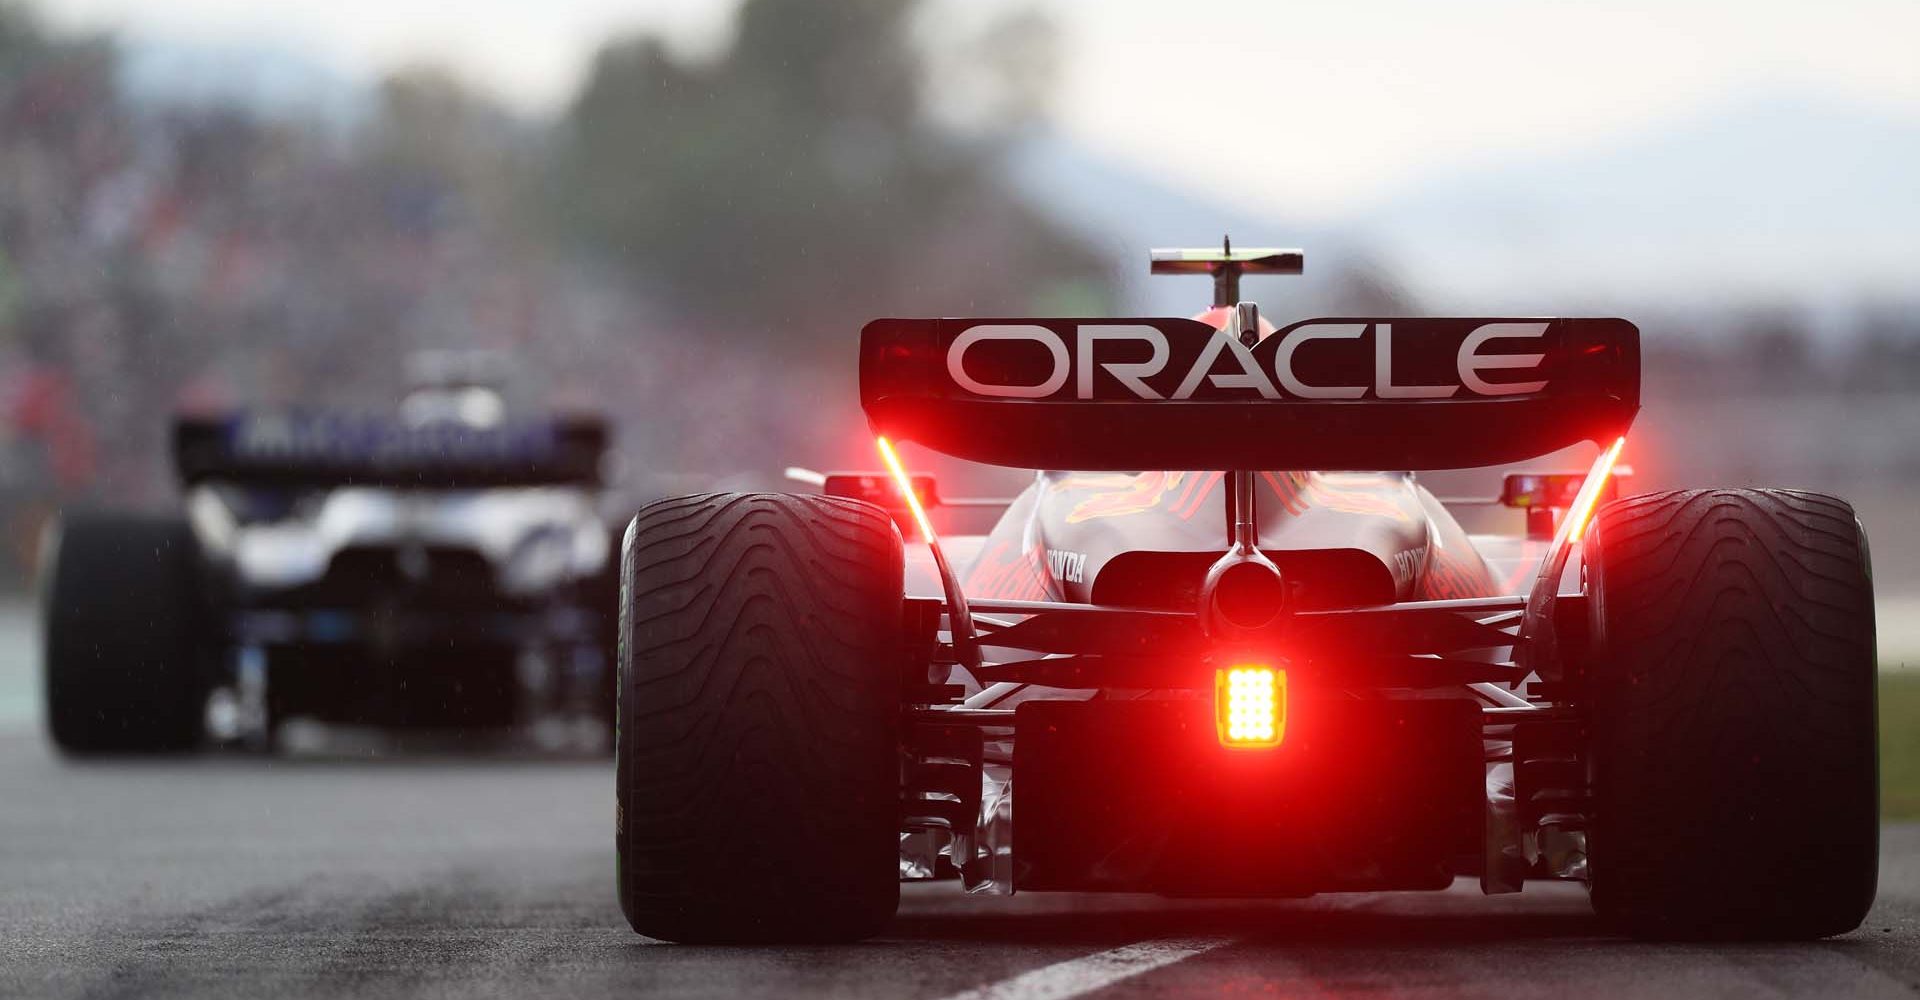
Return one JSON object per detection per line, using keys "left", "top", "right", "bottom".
{"left": 1587, "top": 488, "right": 1877, "bottom": 940}
{"left": 616, "top": 493, "right": 904, "bottom": 943}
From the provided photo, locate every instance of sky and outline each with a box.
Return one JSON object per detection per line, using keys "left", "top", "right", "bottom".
{"left": 35, "top": 0, "right": 1920, "bottom": 221}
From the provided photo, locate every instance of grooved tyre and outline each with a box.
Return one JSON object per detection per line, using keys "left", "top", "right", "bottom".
{"left": 42, "top": 513, "right": 209, "bottom": 754}
{"left": 1586, "top": 489, "right": 1878, "bottom": 940}
{"left": 616, "top": 493, "right": 905, "bottom": 943}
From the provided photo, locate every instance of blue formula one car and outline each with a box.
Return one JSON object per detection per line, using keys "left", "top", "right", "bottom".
{"left": 43, "top": 363, "right": 620, "bottom": 752}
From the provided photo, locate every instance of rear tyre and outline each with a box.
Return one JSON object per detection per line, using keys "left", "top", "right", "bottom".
{"left": 616, "top": 493, "right": 905, "bottom": 943}
{"left": 1585, "top": 489, "right": 1878, "bottom": 940}
{"left": 42, "top": 513, "right": 209, "bottom": 754}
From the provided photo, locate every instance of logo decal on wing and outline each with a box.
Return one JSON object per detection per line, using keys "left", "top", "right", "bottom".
{"left": 946, "top": 321, "right": 1550, "bottom": 402}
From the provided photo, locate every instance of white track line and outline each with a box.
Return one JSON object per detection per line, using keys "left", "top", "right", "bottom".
{"left": 935, "top": 936, "right": 1237, "bottom": 1000}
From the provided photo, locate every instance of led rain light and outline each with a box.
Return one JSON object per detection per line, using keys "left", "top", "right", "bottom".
{"left": 875, "top": 436, "right": 937, "bottom": 543}
{"left": 1216, "top": 665, "right": 1286, "bottom": 748}
{"left": 1564, "top": 436, "right": 1627, "bottom": 542}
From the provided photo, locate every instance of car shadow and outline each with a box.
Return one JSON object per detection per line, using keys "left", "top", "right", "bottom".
{"left": 887, "top": 892, "right": 1607, "bottom": 948}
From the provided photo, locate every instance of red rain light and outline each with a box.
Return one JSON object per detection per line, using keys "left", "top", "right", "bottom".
{"left": 1565, "top": 436, "right": 1626, "bottom": 542}
{"left": 1216, "top": 666, "right": 1286, "bottom": 748}
{"left": 875, "top": 436, "right": 936, "bottom": 543}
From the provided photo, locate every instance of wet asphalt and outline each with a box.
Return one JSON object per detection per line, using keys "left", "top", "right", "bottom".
{"left": 4, "top": 610, "right": 1920, "bottom": 999}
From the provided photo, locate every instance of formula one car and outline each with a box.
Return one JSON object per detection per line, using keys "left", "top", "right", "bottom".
{"left": 613, "top": 247, "right": 1878, "bottom": 943}
{"left": 42, "top": 355, "right": 619, "bottom": 753}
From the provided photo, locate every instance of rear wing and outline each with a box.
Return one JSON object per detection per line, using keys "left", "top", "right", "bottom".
{"left": 860, "top": 315, "right": 1637, "bottom": 471}
{"left": 173, "top": 411, "right": 610, "bottom": 489}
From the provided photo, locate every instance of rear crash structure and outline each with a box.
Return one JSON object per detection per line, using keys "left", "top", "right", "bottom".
{"left": 613, "top": 247, "right": 1879, "bottom": 944}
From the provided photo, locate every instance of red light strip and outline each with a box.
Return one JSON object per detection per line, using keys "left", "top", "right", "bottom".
{"left": 1217, "top": 665, "right": 1286, "bottom": 748}
{"left": 875, "top": 436, "right": 936, "bottom": 543}
{"left": 1564, "top": 436, "right": 1626, "bottom": 542}
{"left": 873, "top": 436, "right": 979, "bottom": 669}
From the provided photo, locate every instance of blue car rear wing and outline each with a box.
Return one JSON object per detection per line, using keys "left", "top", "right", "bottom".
{"left": 173, "top": 411, "right": 610, "bottom": 489}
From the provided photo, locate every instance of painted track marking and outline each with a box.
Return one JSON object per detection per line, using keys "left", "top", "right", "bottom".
{"left": 934, "top": 936, "right": 1237, "bottom": 1000}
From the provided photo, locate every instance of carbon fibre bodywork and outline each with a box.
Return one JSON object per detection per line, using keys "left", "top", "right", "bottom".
{"left": 897, "top": 463, "right": 1531, "bottom": 894}
{"left": 616, "top": 247, "right": 1878, "bottom": 943}
{"left": 191, "top": 479, "right": 615, "bottom": 734}
{"left": 874, "top": 269, "right": 1631, "bottom": 899}
{"left": 961, "top": 469, "right": 1500, "bottom": 610}
{"left": 175, "top": 399, "right": 618, "bottom": 738}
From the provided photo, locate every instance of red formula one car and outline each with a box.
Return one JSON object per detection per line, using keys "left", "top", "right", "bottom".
{"left": 612, "top": 247, "right": 1879, "bottom": 943}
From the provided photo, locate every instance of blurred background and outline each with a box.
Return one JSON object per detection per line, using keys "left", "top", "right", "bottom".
{"left": 0, "top": 0, "right": 1915, "bottom": 641}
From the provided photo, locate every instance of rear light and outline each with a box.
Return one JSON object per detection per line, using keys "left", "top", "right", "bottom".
{"left": 875, "top": 436, "right": 937, "bottom": 543}
{"left": 1216, "top": 665, "right": 1286, "bottom": 748}
{"left": 1563, "top": 436, "right": 1626, "bottom": 542}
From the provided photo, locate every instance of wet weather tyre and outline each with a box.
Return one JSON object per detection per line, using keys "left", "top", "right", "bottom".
{"left": 1585, "top": 489, "right": 1878, "bottom": 940}
{"left": 42, "top": 513, "right": 208, "bottom": 754}
{"left": 616, "top": 493, "right": 905, "bottom": 943}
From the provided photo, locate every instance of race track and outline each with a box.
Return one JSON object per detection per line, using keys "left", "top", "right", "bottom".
{"left": 4, "top": 607, "right": 1920, "bottom": 998}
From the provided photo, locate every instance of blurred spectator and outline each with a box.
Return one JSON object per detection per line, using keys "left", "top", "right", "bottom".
{"left": 0, "top": 1, "right": 1111, "bottom": 588}
{"left": 0, "top": 6, "right": 658, "bottom": 583}
{"left": 2, "top": 1, "right": 1917, "bottom": 593}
